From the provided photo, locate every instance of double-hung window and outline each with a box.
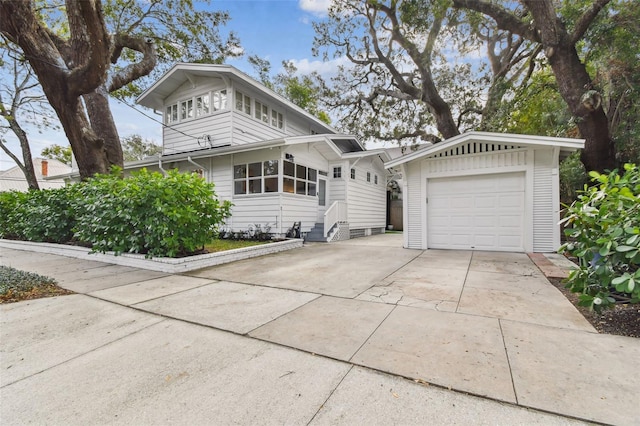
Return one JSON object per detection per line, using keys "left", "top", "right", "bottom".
{"left": 213, "top": 90, "right": 227, "bottom": 111}
{"left": 235, "top": 90, "right": 251, "bottom": 115}
{"left": 196, "top": 94, "right": 210, "bottom": 117}
{"left": 165, "top": 104, "right": 178, "bottom": 124}
{"left": 255, "top": 101, "right": 269, "bottom": 123}
{"left": 180, "top": 99, "right": 193, "bottom": 120}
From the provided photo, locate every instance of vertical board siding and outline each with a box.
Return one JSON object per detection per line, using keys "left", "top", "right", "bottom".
{"left": 533, "top": 149, "right": 555, "bottom": 252}
{"left": 406, "top": 161, "right": 423, "bottom": 249}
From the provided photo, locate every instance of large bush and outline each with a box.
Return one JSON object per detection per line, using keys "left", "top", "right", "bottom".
{"left": 0, "top": 191, "right": 27, "bottom": 239}
{"left": 0, "top": 188, "right": 76, "bottom": 242}
{"left": 0, "top": 168, "right": 232, "bottom": 258}
{"left": 74, "top": 168, "right": 232, "bottom": 258}
{"left": 560, "top": 163, "right": 640, "bottom": 311}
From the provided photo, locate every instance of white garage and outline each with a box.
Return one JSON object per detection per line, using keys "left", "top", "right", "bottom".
{"left": 385, "top": 132, "right": 584, "bottom": 253}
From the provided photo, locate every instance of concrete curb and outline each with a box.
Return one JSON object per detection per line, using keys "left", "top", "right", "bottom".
{"left": 0, "top": 238, "right": 304, "bottom": 273}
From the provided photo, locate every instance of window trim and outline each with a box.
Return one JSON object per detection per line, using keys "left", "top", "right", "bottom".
{"left": 164, "top": 88, "right": 227, "bottom": 124}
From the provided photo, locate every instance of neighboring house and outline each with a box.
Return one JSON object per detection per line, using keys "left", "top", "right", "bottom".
{"left": 385, "top": 132, "right": 585, "bottom": 253}
{"left": 0, "top": 158, "right": 70, "bottom": 192}
{"left": 131, "top": 63, "right": 389, "bottom": 241}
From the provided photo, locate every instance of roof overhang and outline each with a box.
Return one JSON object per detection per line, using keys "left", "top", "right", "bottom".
{"left": 121, "top": 134, "right": 382, "bottom": 171}
{"left": 385, "top": 131, "right": 585, "bottom": 169}
{"left": 136, "top": 63, "right": 338, "bottom": 134}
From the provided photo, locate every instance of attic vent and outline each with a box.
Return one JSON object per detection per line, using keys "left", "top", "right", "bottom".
{"left": 432, "top": 143, "right": 522, "bottom": 158}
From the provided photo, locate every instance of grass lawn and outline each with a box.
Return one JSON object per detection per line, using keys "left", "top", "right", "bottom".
{"left": 203, "top": 239, "right": 271, "bottom": 253}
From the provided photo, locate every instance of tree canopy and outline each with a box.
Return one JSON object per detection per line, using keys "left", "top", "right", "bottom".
{"left": 0, "top": 0, "right": 239, "bottom": 179}
{"left": 313, "top": 0, "right": 637, "bottom": 172}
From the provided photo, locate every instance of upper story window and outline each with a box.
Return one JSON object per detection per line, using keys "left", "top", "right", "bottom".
{"left": 165, "top": 104, "right": 178, "bottom": 124}
{"left": 252, "top": 99, "right": 284, "bottom": 130}
{"left": 235, "top": 90, "right": 251, "bottom": 115}
{"left": 213, "top": 90, "right": 227, "bottom": 110}
{"left": 374, "top": 174, "right": 378, "bottom": 185}
{"left": 272, "top": 110, "right": 284, "bottom": 129}
{"left": 350, "top": 168, "right": 356, "bottom": 179}
{"left": 164, "top": 89, "right": 227, "bottom": 124}
{"left": 255, "top": 101, "right": 269, "bottom": 123}
{"left": 196, "top": 94, "right": 209, "bottom": 117}
{"left": 333, "top": 167, "right": 342, "bottom": 179}
{"left": 366, "top": 172, "right": 371, "bottom": 183}
{"left": 180, "top": 99, "right": 193, "bottom": 120}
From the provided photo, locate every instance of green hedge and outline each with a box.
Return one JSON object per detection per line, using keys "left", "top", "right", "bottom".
{"left": 560, "top": 163, "right": 640, "bottom": 311}
{"left": 0, "top": 168, "right": 232, "bottom": 258}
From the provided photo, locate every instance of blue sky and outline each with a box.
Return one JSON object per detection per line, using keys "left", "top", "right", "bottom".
{"left": 0, "top": 0, "right": 333, "bottom": 170}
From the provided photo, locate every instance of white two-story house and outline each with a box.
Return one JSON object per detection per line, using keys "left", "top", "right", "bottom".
{"left": 131, "top": 63, "right": 389, "bottom": 241}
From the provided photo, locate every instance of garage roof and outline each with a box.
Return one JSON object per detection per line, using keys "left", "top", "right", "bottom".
{"left": 385, "top": 131, "right": 585, "bottom": 169}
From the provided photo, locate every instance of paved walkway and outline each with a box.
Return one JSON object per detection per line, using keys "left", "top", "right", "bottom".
{"left": 1, "top": 234, "right": 639, "bottom": 425}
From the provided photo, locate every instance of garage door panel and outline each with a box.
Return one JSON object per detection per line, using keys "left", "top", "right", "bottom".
{"left": 427, "top": 172, "right": 525, "bottom": 252}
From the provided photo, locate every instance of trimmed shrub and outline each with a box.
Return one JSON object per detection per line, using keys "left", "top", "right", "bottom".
{"left": 74, "top": 168, "right": 232, "bottom": 258}
{"left": 0, "top": 191, "right": 28, "bottom": 239}
{"left": 560, "top": 163, "right": 640, "bottom": 311}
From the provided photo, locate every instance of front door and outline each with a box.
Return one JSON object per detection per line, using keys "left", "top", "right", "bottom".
{"left": 317, "top": 176, "right": 328, "bottom": 223}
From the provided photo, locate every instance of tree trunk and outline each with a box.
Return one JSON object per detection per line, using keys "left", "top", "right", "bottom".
{"left": 0, "top": 0, "right": 115, "bottom": 179}
{"left": 12, "top": 121, "right": 40, "bottom": 190}
{"left": 83, "top": 86, "right": 123, "bottom": 167}
{"left": 523, "top": 0, "right": 616, "bottom": 172}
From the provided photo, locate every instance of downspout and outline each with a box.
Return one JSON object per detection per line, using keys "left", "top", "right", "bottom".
{"left": 187, "top": 156, "right": 207, "bottom": 173}
{"left": 158, "top": 156, "right": 168, "bottom": 176}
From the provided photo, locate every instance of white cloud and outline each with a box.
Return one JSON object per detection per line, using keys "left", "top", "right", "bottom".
{"left": 286, "top": 56, "right": 351, "bottom": 79}
{"left": 298, "top": 0, "right": 331, "bottom": 17}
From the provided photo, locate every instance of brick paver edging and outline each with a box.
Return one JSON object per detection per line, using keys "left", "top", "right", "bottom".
{"left": 0, "top": 238, "right": 304, "bottom": 273}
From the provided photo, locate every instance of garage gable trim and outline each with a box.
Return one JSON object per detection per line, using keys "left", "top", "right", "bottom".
{"left": 385, "top": 131, "right": 584, "bottom": 169}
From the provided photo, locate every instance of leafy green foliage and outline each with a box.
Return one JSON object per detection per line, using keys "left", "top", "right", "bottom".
{"left": 0, "top": 168, "right": 232, "bottom": 258}
{"left": 121, "top": 134, "right": 162, "bottom": 162}
{"left": 560, "top": 164, "right": 640, "bottom": 311}
{"left": 0, "top": 188, "right": 75, "bottom": 242}
{"left": 0, "top": 191, "right": 28, "bottom": 239}
{"left": 559, "top": 151, "right": 588, "bottom": 204}
{"left": 248, "top": 57, "right": 331, "bottom": 125}
{"left": 74, "top": 168, "right": 232, "bottom": 258}
{"left": 41, "top": 144, "right": 72, "bottom": 166}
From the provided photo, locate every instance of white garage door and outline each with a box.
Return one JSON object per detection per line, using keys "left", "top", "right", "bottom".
{"left": 427, "top": 172, "right": 525, "bottom": 251}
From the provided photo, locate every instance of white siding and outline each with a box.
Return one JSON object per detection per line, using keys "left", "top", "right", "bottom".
{"left": 210, "top": 156, "right": 232, "bottom": 201}
{"left": 281, "top": 194, "right": 318, "bottom": 233}
{"left": 163, "top": 78, "right": 231, "bottom": 154}
{"left": 230, "top": 194, "right": 317, "bottom": 234}
{"left": 328, "top": 161, "right": 347, "bottom": 203}
{"left": 533, "top": 149, "right": 556, "bottom": 252}
{"left": 230, "top": 195, "right": 281, "bottom": 232}
{"left": 164, "top": 111, "right": 232, "bottom": 154}
{"left": 231, "top": 111, "right": 285, "bottom": 145}
{"left": 405, "top": 161, "right": 423, "bottom": 249}
{"left": 346, "top": 158, "right": 386, "bottom": 229}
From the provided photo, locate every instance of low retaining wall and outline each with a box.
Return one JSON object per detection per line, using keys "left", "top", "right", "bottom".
{"left": 0, "top": 239, "right": 304, "bottom": 273}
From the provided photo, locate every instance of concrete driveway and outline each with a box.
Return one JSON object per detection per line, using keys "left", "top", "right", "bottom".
{"left": 2, "top": 234, "right": 639, "bottom": 425}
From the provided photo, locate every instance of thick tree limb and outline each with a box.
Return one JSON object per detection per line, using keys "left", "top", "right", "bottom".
{"left": 65, "top": 0, "right": 110, "bottom": 97}
{"left": 571, "top": 0, "right": 612, "bottom": 43}
{"left": 107, "top": 33, "right": 157, "bottom": 92}
{"left": 452, "top": 0, "right": 538, "bottom": 41}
